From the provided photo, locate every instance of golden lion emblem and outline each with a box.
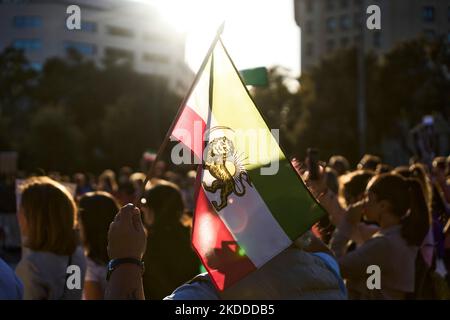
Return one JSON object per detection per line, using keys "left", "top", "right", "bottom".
{"left": 202, "top": 134, "right": 252, "bottom": 211}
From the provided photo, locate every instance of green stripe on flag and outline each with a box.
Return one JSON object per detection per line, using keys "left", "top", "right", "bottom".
{"left": 247, "top": 159, "right": 325, "bottom": 240}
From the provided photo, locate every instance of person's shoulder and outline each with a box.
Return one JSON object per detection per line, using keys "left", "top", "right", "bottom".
{"left": 16, "top": 249, "right": 47, "bottom": 274}
{"left": 19, "top": 247, "right": 86, "bottom": 274}
{"left": 310, "top": 252, "right": 337, "bottom": 266}
{"left": 164, "top": 273, "right": 219, "bottom": 300}
{"left": 0, "top": 258, "right": 23, "bottom": 300}
{"left": 24, "top": 248, "right": 59, "bottom": 262}
{"left": 0, "top": 257, "right": 19, "bottom": 279}
{"left": 309, "top": 252, "right": 348, "bottom": 297}
{"left": 365, "top": 230, "right": 393, "bottom": 245}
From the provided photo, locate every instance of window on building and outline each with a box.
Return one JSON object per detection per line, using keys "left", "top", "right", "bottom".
{"left": 306, "top": 42, "right": 314, "bottom": 56}
{"left": 81, "top": 21, "right": 97, "bottom": 33}
{"left": 143, "top": 52, "right": 169, "bottom": 64}
{"left": 305, "top": 20, "right": 313, "bottom": 34}
{"left": 448, "top": 32, "right": 450, "bottom": 43}
{"left": 373, "top": 32, "right": 382, "bottom": 48}
{"left": 448, "top": 7, "right": 450, "bottom": 22}
{"left": 422, "top": 6, "right": 435, "bottom": 23}
{"left": 64, "top": 41, "right": 96, "bottom": 55}
{"left": 326, "top": 17, "right": 337, "bottom": 32}
{"left": 306, "top": 0, "right": 313, "bottom": 13}
{"left": 326, "top": 39, "right": 336, "bottom": 51}
{"left": 340, "top": 15, "right": 351, "bottom": 30}
{"left": 12, "top": 39, "right": 42, "bottom": 51}
{"left": 326, "top": 0, "right": 335, "bottom": 11}
{"left": 107, "top": 26, "right": 134, "bottom": 38}
{"left": 340, "top": 0, "right": 349, "bottom": 9}
{"left": 340, "top": 37, "right": 349, "bottom": 47}
{"left": 13, "top": 16, "right": 42, "bottom": 28}
{"left": 105, "top": 47, "right": 134, "bottom": 64}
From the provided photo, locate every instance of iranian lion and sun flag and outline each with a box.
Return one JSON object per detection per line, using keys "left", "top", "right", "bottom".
{"left": 153, "top": 28, "right": 326, "bottom": 291}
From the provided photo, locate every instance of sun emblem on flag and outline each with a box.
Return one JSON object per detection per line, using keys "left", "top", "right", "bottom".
{"left": 202, "top": 126, "right": 252, "bottom": 211}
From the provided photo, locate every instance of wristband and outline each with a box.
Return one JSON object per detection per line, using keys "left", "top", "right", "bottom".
{"left": 106, "top": 258, "right": 145, "bottom": 281}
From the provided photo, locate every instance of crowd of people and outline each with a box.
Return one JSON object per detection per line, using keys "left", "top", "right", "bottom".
{"left": 0, "top": 153, "right": 449, "bottom": 300}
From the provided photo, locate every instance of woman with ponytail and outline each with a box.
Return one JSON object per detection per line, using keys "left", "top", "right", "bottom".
{"left": 329, "top": 173, "right": 431, "bottom": 299}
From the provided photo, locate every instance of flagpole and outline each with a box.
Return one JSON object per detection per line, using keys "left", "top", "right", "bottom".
{"left": 136, "top": 22, "right": 225, "bottom": 205}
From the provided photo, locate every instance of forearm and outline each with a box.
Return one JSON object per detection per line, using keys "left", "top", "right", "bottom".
{"left": 105, "top": 264, "right": 145, "bottom": 300}
{"left": 329, "top": 217, "right": 353, "bottom": 258}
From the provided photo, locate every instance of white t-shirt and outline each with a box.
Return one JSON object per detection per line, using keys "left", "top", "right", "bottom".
{"left": 16, "top": 246, "right": 86, "bottom": 300}
{"left": 83, "top": 257, "right": 107, "bottom": 299}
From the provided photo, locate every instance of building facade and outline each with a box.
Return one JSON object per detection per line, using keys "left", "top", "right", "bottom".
{"left": 294, "top": 0, "right": 450, "bottom": 71}
{"left": 0, "top": 0, "right": 194, "bottom": 95}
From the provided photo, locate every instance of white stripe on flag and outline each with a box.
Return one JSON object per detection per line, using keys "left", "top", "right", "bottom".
{"left": 186, "top": 58, "right": 211, "bottom": 124}
{"left": 201, "top": 170, "right": 292, "bottom": 268}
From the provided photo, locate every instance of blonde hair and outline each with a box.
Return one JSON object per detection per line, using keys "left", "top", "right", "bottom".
{"left": 20, "top": 176, "right": 78, "bottom": 255}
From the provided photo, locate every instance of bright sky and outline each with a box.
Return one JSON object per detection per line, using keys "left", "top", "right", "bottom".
{"left": 150, "top": 0, "right": 301, "bottom": 76}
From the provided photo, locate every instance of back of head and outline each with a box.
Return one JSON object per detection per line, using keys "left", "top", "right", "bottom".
{"left": 375, "top": 163, "right": 392, "bottom": 175}
{"left": 357, "top": 154, "right": 381, "bottom": 171}
{"left": 98, "top": 169, "right": 118, "bottom": 193}
{"left": 328, "top": 155, "right": 350, "bottom": 176}
{"left": 433, "top": 156, "right": 447, "bottom": 176}
{"left": 20, "top": 176, "right": 77, "bottom": 256}
{"left": 73, "top": 173, "right": 86, "bottom": 186}
{"left": 143, "top": 181, "right": 185, "bottom": 230}
{"left": 393, "top": 166, "right": 411, "bottom": 178}
{"left": 130, "top": 172, "right": 146, "bottom": 190}
{"left": 368, "top": 173, "right": 430, "bottom": 246}
{"left": 78, "top": 191, "right": 119, "bottom": 264}
{"left": 340, "top": 170, "right": 374, "bottom": 206}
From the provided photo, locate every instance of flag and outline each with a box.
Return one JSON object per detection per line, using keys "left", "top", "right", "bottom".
{"left": 169, "top": 37, "right": 325, "bottom": 291}
{"left": 240, "top": 67, "right": 268, "bottom": 87}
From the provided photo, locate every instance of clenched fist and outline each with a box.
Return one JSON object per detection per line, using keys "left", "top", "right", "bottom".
{"left": 107, "top": 204, "right": 147, "bottom": 260}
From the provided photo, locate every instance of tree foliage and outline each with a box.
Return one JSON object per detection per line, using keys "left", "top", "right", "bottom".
{"left": 0, "top": 47, "right": 182, "bottom": 173}
{"left": 254, "top": 37, "right": 450, "bottom": 165}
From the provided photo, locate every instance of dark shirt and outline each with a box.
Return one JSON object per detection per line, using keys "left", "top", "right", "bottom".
{"left": 143, "top": 226, "right": 199, "bottom": 300}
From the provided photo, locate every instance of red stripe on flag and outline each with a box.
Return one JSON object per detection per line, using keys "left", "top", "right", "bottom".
{"left": 192, "top": 187, "right": 256, "bottom": 291}
{"left": 171, "top": 105, "right": 206, "bottom": 161}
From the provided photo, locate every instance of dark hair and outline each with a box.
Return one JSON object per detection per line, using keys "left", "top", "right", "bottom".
{"left": 433, "top": 157, "right": 447, "bottom": 172}
{"left": 368, "top": 173, "right": 430, "bottom": 246}
{"left": 78, "top": 191, "right": 119, "bottom": 264}
{"left": 328, "top": 155, "right": 350, "bottom": 176}
{"left": 143, "top": 182, "right": 184, "bottom": 228}
{"left": 118, "top": 181, "right": 135, "bottom": 196}
{"left": 409, "top": 163, "right": 432, "bottom": 211}
{"left": 375, "top": 163, "right": 392, "bottom": 174}
{"left": 357, "top": 154, "right": 381, "bottom": 171}
{"left": 98, "top": 170, "right": 118, "bottom": 193}
{"left": 340, "top": 170, "right": 374, "bottom": 206}
{"left": 393, "top": 166, "right": 412, "bottom": 178}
